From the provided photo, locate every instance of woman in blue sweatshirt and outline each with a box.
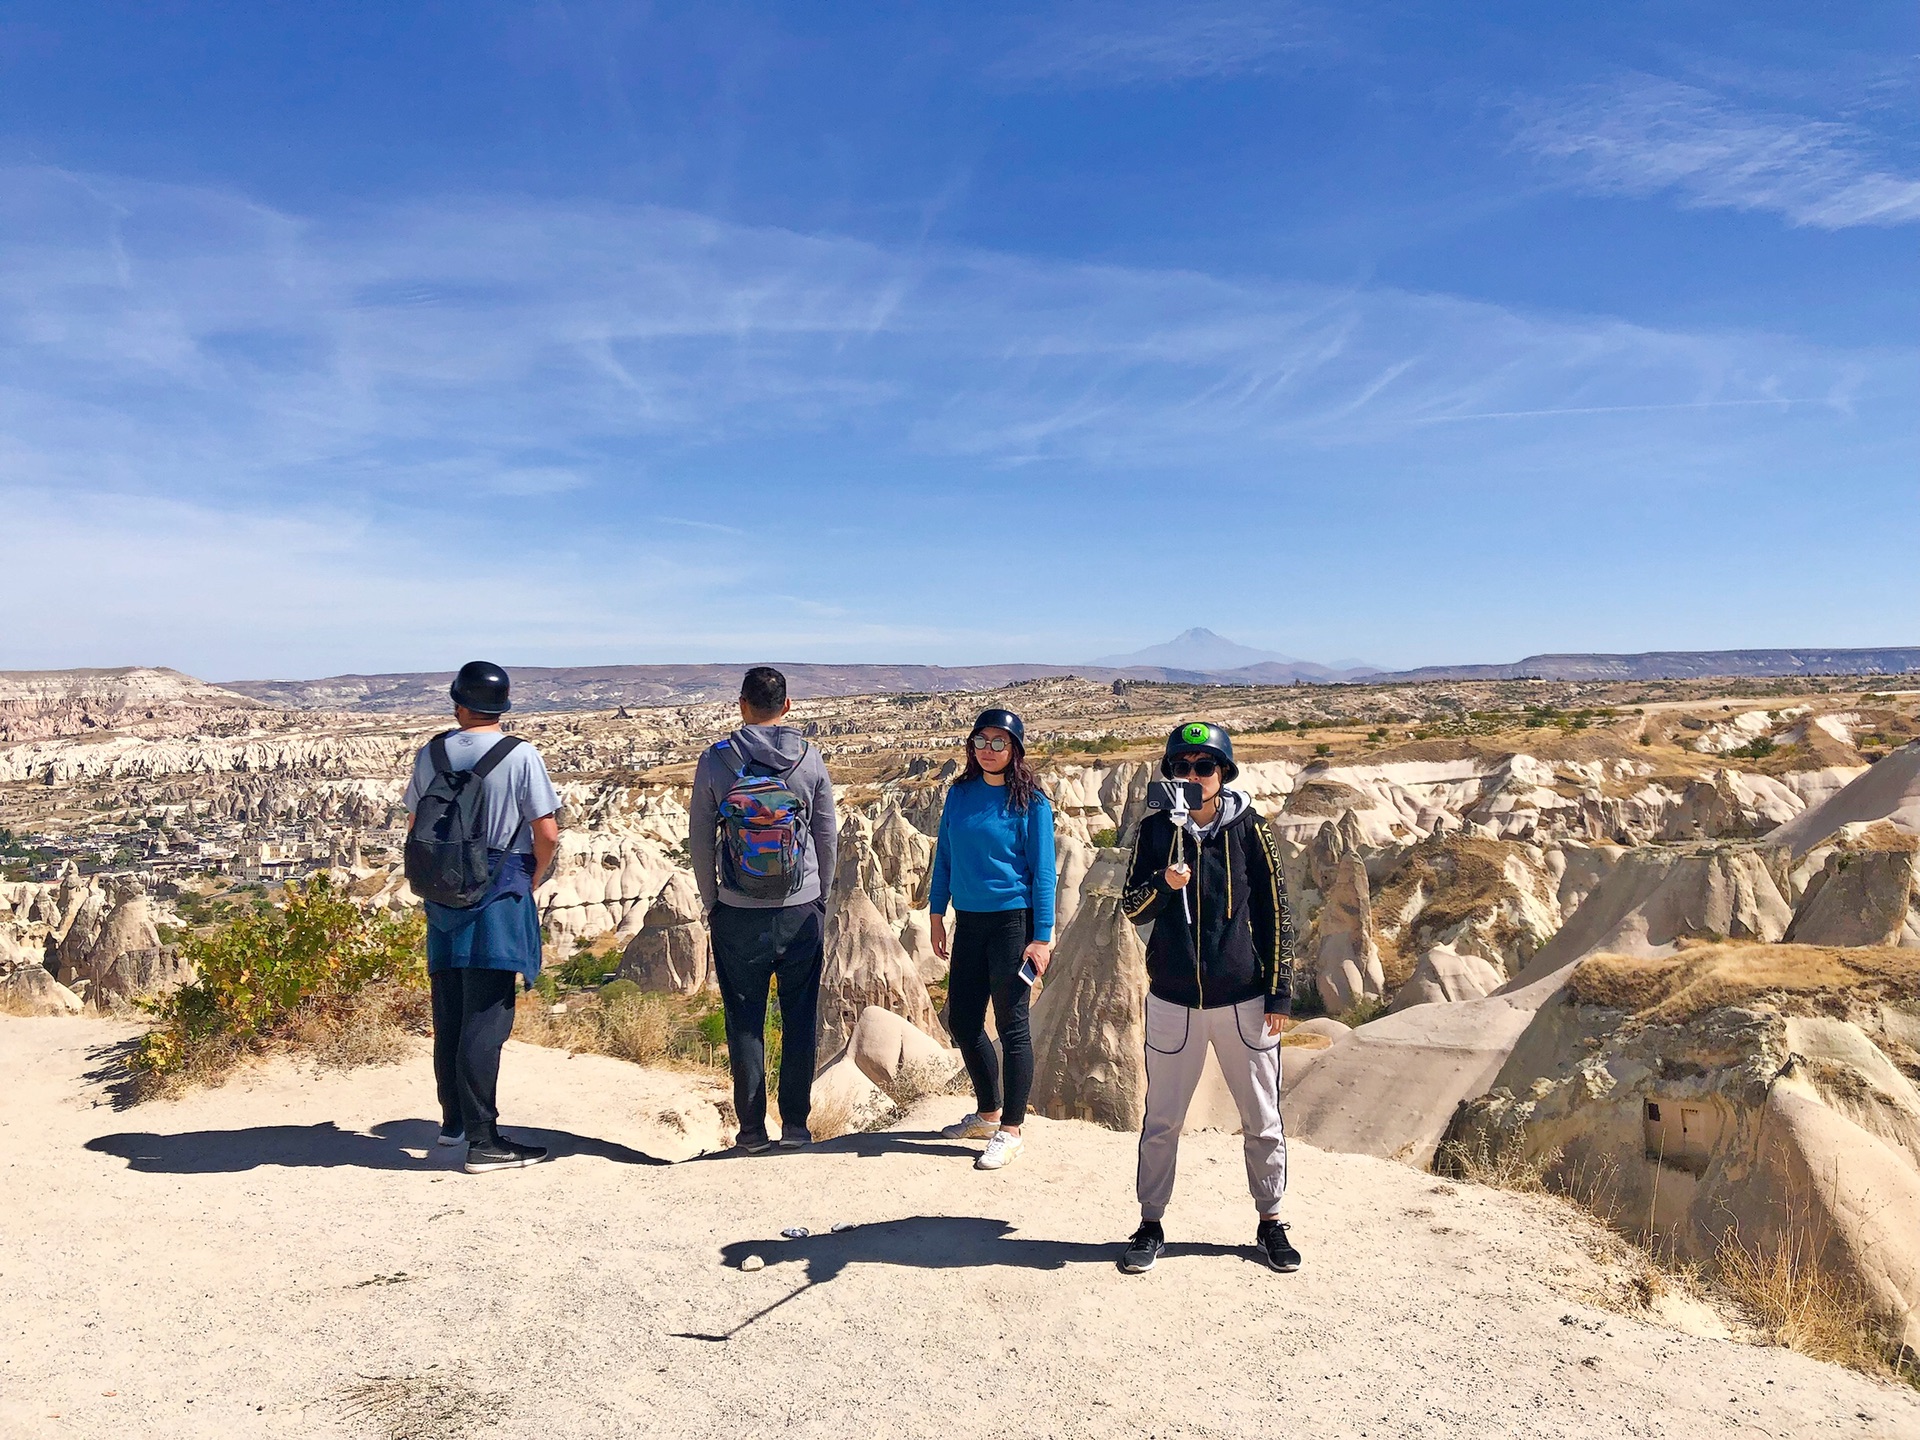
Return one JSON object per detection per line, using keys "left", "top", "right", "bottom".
{"left": 928, "top": 707, "right": 1056, "bottom": 1171}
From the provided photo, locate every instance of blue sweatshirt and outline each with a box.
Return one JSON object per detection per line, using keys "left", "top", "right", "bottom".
{"left": 927, "top": 779, "right": 1057, "bottom": 942}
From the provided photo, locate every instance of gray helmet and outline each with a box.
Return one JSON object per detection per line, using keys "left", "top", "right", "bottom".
{"left": 450, "top": 660, "right": 511, "bottom": 714}
{"left": 970, "top": 707, "right": 1025, "bottom": 747}
{"left": 1161, "top": 720, "right": 1237, "bottom": 781}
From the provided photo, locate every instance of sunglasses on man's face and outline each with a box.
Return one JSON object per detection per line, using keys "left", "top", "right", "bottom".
{"left": 971, "top": 735, "right": 1012, "bottom": 754}
{"left": 1168, "top": 757, "right": 1218, "bottom": 778}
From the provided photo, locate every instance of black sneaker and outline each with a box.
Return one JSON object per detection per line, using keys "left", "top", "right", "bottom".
{"left": 436, "top": 1126, "right": 465, "bottom": 1148}
{"left": 463, "top": 1137, "right": 549, "bottom": 1174}
{"left": 777, "top": 1127, "right": 811, "bottom": 1150}
{"left": 1121, "top": 1221, "right": 1165, "bottom": 1274}
{"left": 1257, "top": 1219, "right": 1301, "bottom": 1272}
{"left": 734, "top": 1132, "right": 774, "bottom": 1155}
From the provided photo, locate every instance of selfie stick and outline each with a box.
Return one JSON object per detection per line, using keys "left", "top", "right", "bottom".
{"left": 1166, "top": 786, "right": 1193, "bottom": 926}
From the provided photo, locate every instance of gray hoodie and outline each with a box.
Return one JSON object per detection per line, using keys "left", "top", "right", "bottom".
{"left": 689, "top": 724, "right": 838, "bottom": 912}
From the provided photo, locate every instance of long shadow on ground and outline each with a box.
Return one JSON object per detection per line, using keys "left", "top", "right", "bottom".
{"left": 689, "top": 1127, "right": 979, "bottom": 1163}
{"left": 676, "top": 1217, "right": 1250, "bottom": 1340}
{"left": 85, "top": 1119, "right": 669, "bottom": 1173}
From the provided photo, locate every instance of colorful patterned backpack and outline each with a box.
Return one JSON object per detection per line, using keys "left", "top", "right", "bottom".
{"left": 715, "top": 740, "right": 812, "bottom": 900}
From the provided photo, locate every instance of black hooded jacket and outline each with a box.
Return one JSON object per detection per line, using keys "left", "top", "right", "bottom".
{"left": 1121, "top": 793, "right": 1296, "bottom": 1015}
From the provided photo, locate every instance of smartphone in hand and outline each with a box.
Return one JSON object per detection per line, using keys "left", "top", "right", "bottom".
{"left": 1018, "top": 956, "right": 1041, "bottom": 986}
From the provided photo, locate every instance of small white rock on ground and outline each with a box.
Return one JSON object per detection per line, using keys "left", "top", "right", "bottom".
{"left": 3, "top": 1016, "right": 1918, "bottom": 1440}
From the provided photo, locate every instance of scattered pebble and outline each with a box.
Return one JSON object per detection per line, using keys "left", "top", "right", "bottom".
{"left": 830, "top": 1222, "right": 857, "bottom": 1233}
{"left": 781, "top": 1227, "right": 810, "bottom": 1240}
{"left": 740, "top": 1255, "right": 764, "bottom": 1272}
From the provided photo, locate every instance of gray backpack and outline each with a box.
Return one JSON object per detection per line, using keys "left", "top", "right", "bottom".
{"left": 403, "top": 732, "right": 523, "bottom": 908}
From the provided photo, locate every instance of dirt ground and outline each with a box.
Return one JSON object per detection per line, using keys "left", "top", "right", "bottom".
{"left": 4, "top": 1016, "right": 1918, "bottom": 1440}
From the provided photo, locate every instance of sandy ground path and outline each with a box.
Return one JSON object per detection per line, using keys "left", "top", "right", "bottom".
{"left": 4, "top": 1016, "right": 1917, "bottom": 1440}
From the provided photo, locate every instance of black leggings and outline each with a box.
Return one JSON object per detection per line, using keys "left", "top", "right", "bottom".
{"left": 947, "top": 908, "right": 1034, "bottom": 1128}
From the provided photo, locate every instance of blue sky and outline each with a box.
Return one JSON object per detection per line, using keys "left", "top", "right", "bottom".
{"left": 0, "top": 2, "right": 1914, "bottom": 678}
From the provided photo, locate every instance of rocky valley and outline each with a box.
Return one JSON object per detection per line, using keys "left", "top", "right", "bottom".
{"left": 6, "top": 661, "right": 1920, "bottom": 1396}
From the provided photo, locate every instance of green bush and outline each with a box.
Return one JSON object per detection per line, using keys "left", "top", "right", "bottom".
{"left": 1090, "top": 827, "right": 1120, "bottom": 848}
{"left": 598, "top": 978, "right": 641, "bottom": 1003}
{"left": 1314, "top": 743, "right": 1333, "bottom": 757}
{"left": 129, "top": 874, "right": 424, "bottom": 1090}
{"left": 558, "top": 948, "right": 618, "bottom": 986}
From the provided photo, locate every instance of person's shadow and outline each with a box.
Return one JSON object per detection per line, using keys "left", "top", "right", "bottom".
{"left": 674, "top": 1216, "right": 1248, "bottom": 1339}
{"left": 85, "top": 1119, "right": 670, "bottom": 1174}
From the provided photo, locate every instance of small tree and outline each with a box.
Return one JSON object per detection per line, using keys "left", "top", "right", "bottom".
{"left": 130, "top": 874, "right": 424, "bottom": 1084}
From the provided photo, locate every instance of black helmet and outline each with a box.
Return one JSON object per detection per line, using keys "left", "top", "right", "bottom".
{"left": 1162, "top": 720, "right": 1237, "bottom": 781}
{"left": 970, "top": 707, "right": 1025, "bottom": 746}
{"left": 450, "top": 660, "right": 511, "bottom": 715}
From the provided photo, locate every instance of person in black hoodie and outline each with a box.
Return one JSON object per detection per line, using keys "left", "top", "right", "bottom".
{"left": 1117, "top": 721, "right": 1301, "bottom": 1276}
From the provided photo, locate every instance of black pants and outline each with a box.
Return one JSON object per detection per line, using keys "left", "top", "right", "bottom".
{"left": 710, "top": 902, "right": 824, "bottom": 1142}
{"left": 430, "top": 966, "right": 519, "bottom": 1144}
{"left": 948, "top": 908, "right": 1034, "bottom": 1128}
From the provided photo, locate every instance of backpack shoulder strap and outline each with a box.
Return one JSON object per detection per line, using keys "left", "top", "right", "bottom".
{"left": 715, "top": 739, "right": 749, "bottom": 779}
{"left": 470, "top": 734, "right": 524, "bottom": 781}
{"left": 428, "top": 732, "right": 455, "bottom": 776}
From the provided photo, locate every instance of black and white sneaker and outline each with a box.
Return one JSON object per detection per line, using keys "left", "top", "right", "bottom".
{"left": 734, "top": 1132, "right": 774, "bottom": 1155}
{"left": 1121, "top": 1221, "right": 1165, "bottom": 1274}
{"left": 1257, "top": 1219, "right": 1301, "bottom": 1273}
{"left": 777, "top": 1127, "right": 812, "bottom": 1150}
{"left": 436, "top": 1126, "right": 466, "bottom": 1148}
{"left": 463, "top": 1137, "right": 549, "bottom": 1174}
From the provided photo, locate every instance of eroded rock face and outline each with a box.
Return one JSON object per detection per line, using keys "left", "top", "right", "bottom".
{"left": 1310, "top": 853, "right": 1384, "bottom": 1013}
{"left": 1784, "top": 825, "right": 1920, "bottom": 949}
{"left": 617, "top": 872, "right": 712, "bottom": 994}
{"left": 1451, "top": 973, "right": 1920, "bottom": 1353}
{"left": 1372, "top": 836, "right": 1563, "bottom": 987}
{"left": 817, "top": 888, "right": 940, "bottom": 1063}
{"left": 0, "top": 966, "right": 83, "bottom": 1015}
{"left": 537, "top": 830, "right": 676, "bottom": 946}
{"left": 50, "top": 879, "right": 192, "bottom": 1006}
{"left": 1389, "top": 943, "right": 1506, "bottom": 1012}
{"left": 1029, "top": 849, "right": 1151, "bottom": 1129}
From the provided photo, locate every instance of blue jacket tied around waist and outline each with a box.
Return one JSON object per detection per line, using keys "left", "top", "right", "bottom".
{"left": 424, "top": 850, "right": 542, "bottom": 984}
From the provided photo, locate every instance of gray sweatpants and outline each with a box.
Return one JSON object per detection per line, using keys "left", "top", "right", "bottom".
{"left": 1137, "top": 993, "right": 1287, "bottom": 1221}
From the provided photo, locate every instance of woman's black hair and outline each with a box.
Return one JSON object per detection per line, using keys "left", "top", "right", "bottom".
{"left": 960, "top": 732, "right": 1044, "bottom": 812}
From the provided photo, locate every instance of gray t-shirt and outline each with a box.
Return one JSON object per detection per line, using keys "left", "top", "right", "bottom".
{"left": 403, "top": 730, "right": 560, "bottom": 854}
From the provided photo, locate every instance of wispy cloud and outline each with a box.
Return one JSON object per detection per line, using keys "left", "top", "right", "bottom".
{"left": 989, "top": 1, "right": 1320, "bottom": 88}
{"left": 0, "top": 164, "right": 1910, "bottom": 672}
{"left": 1517, "top": 75, "right": 1920, "bottom": 229}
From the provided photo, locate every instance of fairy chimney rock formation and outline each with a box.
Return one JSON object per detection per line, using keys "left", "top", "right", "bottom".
{"left": 817, "top": 888, "right": 940, "bottom": 1062}
{"left": 1028, "top": 849, "right": 1152, "bottom": 1129}
{"left": 618, "top": 871, "right": 713, "bottom": 994}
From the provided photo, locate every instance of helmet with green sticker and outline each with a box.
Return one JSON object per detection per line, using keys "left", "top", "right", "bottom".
{"left": 1161, "top": 720, "right": 1237, "bottom": 782}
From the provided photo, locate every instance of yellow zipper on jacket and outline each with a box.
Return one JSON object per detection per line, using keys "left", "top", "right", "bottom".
{"left": 1193, "top": 820, "right": 1205, "bottom": 1009}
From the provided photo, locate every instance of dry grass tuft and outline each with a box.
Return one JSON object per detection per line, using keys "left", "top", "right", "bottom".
{"left": 881, "top": 1055, "right": 960, "bottom": 1109}
{"left": 805, "top": 1085, "right": 862, "bottom": 1142}
{"left": 293, "top": 981, "right": 433, "bottom": 1071}
{"left": 1435, "top": 1131, "right": 1559, "bottom": 1194}
{"left": 1715, "top": 1229, "right": 1896, "bottom": 1374}
{"left": 513, "top": 990, "right": 723, "bottom": 1071}
{"left": 1570, "top": 943, "right": 1920, "bottom": 1024}
{"left": 337, "top": 1367, "right": 496, "bottom": 1440}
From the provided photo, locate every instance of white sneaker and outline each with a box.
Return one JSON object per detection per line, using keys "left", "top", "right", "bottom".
{"left": 974, "top": 1130, "right": 1024, "bottom": 1171}
{"left": 941, "top": 1113, "right": 999, "bottom": 1140}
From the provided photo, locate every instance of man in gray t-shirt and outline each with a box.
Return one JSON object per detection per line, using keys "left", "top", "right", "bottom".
{"left": 403, "top": 661, "right": 560, "bottom": 1176}
{"left": 403, "top": 730, "right": 561, "bottom": 854}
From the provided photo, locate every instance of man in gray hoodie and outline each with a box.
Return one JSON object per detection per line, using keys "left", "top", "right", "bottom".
{"left": 689, "top": 666, "right": 838, "bottom": 1151}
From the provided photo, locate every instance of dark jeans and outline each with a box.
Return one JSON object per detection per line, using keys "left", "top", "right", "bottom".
{"left": 710, "top": 902, "right": 824, "bottom": 1142}
{"left": 948, "top": 908, "right": 1034, "bottom": 1127}
{"left": 430, "top": 966, "right": 519, "bottom": 1144}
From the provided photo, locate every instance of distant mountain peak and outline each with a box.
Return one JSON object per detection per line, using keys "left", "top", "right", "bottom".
{"left": 1091, "top": 629, "right": 1300, "bottom": 671}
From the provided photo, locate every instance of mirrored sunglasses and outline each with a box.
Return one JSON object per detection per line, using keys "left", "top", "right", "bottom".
{"left": 970, "top": 735, "right": 1011, "bottom": 753}
{"left": 1168, "top": 758, "right": 1218, "bottom": 778}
